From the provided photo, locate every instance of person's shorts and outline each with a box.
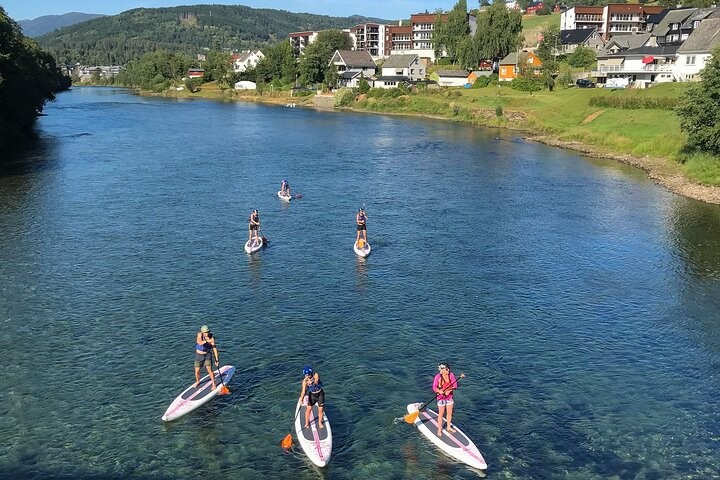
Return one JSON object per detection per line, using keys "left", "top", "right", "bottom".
{"left": 250, "top": 224, "right": 258, "bottom": 231}
{"left": 357, "top": 224, "right": 366, "bottom": 231}
{"left": 308, "top": 390, "right": 325, "bottom": 407}
{"left": 194, "top": 352, "right": 212, "bottom": 368}
{"left": 437, "top": 398, "right": 454, "bottom": 407}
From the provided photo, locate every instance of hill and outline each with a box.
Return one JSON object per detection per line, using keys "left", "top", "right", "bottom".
{"left": 18, "top": 12, "right": 105, "bottom": 37}
{"left": 36, "top": 5, "right": 391, "bottom": 66}
{"left": 522, "top": 12, "right": 560, "bottom": 47}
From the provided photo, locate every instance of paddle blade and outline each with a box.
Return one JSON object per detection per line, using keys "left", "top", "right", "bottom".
{"left": 219, "top": 385, "right": 230, "bottom": 395}
{"left": 295, "top": 194, "right": 302, "bottom": 199}
{"left": 262, "top": 236, "right": 268, "bottom": 244}
{"left": 281, "top": 434, "right": 293, "bottom": 449}
{"left": 404, "top": 411, "right": 419, "bottom": 424}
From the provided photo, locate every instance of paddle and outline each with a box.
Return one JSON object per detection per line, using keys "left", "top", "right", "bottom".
{"left": 259, "top": 227, "right": 268, "bottom": 245}
{"left": 214, "top": 349, "right": 230, "bottom": 395}
{"left": 403, "top": 373, "right": 465, "bottom": 424}
{"left": 294, "top": 193, "right": 303, "bottom": 199}
{"left": 281, "top": 397, "right": 305, "bottom": 449}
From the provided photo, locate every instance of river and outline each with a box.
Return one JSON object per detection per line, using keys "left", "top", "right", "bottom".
{"left": 1, "top": 87, "right": 719, "bottom": 479}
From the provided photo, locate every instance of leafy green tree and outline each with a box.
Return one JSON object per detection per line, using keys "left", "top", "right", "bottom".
{"left": 676, "top": 46, "right": 720, "bottom": 156}
{"left": 536, "top": 24, "right": 561, "bottom": 63}
{"left": 204, "top": 50, "right": 233, "bottom": 84}
{"left": 434, "top": 0, "right": 470, "bottom": 63}
{"left": 115, "top": 50, "right": 190, "bottom": 91}
{"left": 255, "top": 41, "right": 296, "bottom": 83}
{"left": 566, "top": 45, "right": 597, "bottom": 69}
{"left": 457, "top": 35, "right": 480, "bottom": 69}
{"left": 316, "top": 29, "right": 352, "bottom": 52}
{"left": 298, "top": 30, "right": 352, "bottom": 85}
{"left": 433, "top": 10, "right": 447, "bottom": 61}
{"left": 0, "top": 6, "right": 70, "bottom": 153}
{"left": 474, "top": 1, "right": 523, "bottom": 62}
{"left": 358, "top": 75, "right": 370, "bottom": 94}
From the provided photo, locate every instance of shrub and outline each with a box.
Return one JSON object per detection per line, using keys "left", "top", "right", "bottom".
{"left": 334, "top": 87, "right": 355, "bottom": 107}
{"left": 589, "top": 96, "right": 679, "bottom": 110}
{"left": 358, "top": 76, "right": 370, "bottom": 94}
{"left": 495, "top": 105, "right": 503, "bottom": 117}
{"left": 510, "top": 77, "right": 543, "bottom": 92}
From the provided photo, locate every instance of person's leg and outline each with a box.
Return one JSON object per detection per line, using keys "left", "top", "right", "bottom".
{"left": 206, "top": 360, "right": 216, "bottom": 389}
{"left": 194, "top": 365, "right": 201, "bottom": 387}
{"left": 356, "top": 229, "right": 360, "bottom": 243}
{"left": 304, "top": 404, "right": 311, "bottom": 428}
{"left": 446, "top": 402, "right": 455, "bottom": 432}
{"left": 317, "top": 391, "right": 325, "bottom": 428}
{"left": 248, "top": 225, "right": 252, "bottom": 242}
{"left": 437, "top": 403, "right": 445, "bottom": 436}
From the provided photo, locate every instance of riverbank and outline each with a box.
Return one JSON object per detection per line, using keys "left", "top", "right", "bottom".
{"left": 134, "top": 82, "right": 720, "bottom": 205}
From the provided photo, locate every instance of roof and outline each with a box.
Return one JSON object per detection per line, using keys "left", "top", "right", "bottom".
{"left": 681, "top": 8, "right": 718, "bottom": 29}
{"left": 616, "top": 45, "right": 681, "bottom": 57}
{"left": 574, "top": 6, "right": 603, "bottom": 14}
{"left": 560, "top": 29, "right": 596, "bottom": 45}
{"left": 646, "top": 10, "right": 669, "bottom": 25}
{"left": 677, "top": 18, "right": 720, "bottom": 54}
{"left": 434, "top": 70, "right": 470, "bottom": 77}
{"left": 651, "top": 8, "right": 695, "bottom": 37}
{"left": 381, "top": 54, "right": 419, "bottom": 69}
{"left": 599, "top": 33, "right": 653, "bottom": 56}
{"left": 332, "top": 50, "right": 376, "bottom": 69}
{"left": 339, "top": 71, "right": 363, "bottom": 79}
{"left": 498, "top": 51, "right": 540, "bottom": 65}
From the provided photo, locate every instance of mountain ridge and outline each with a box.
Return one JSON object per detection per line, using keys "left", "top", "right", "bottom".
{"left": 35, "top": 5, "right": 392, "bottom": 66}
{"left": 19, "top": 12, "right": 106, "bottom": 37}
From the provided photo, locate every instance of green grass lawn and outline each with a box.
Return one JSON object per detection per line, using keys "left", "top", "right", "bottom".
{"left": 521, "top": 13, "right": 561, "bottom": 46}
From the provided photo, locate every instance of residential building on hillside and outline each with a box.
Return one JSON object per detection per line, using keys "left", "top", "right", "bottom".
{"left": 385, "top": 23, "right": 412, "bottom": 56}
{"left": 498, "top": 51, "right": 542, "bottom": 81}
{"left": 373, "top": 53, "right": 425, "bottom": 88}
{"left": 561, "top": 4, "right": 665, "bottom": 40}
{"left": 349, "top": 23, "right": 387, "bottom": 59}
{"left": 650, "top": 8, "right": 696, "bottom": 45}
{"left": 560, "top": 29, "right": 605, "bottom": 53}
{"left": 676, "top": 18, "right": 720, "bottom": 81}
{"left": 232, "top": 50, "right": 264, "bottom": 73}
{"left": 561, "top": 6, "right": 605, "bottom": 31}
{"left": 593, "top": 45, "right": 680, "bottom": 86}
{"left": 329, "top": 50, "right": 376, "bottom": 88}
{"left": 289, "top": 31, "right": 318, "bottom": 56}
{"left": 410, "top": 12, "right": 449, "bottom": 61}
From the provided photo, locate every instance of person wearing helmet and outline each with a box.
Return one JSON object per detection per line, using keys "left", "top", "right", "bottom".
{"left": 433, "top": 363, "right": 457, "bottom": 437}
{"left": 248, "top": 209, "right": 260, "bottom": 243}
{"left": 193, "top": 325, "right": 219, "bottom": 389}
{"left": 356, "top": 207, "right": 367, "bottom": 246}
{"left": 280, "top": 179, "right": 290, "bottom": 196}
{"left": 299, "top": 365, "right": 325, "bottom": 429}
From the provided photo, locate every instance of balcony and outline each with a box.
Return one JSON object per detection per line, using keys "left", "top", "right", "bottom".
{"left": 593, "top": 64, "right": 674, "bottom": 74}
{"left": 610, "top": 16, "right": 641, "bottom": 22}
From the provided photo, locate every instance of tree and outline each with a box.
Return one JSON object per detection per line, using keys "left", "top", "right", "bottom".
{"left": 676, "top": 45, "right": 720, "bottom": 156}
{"left": 203, "top": 50, "right": 233, "bottom": 85}
{"left": 433, "top": 10, "right": 447, "bottom": 61}
{"left": 298, "top": 30, "right": 352, "bottom": 86}
{"left": 358, "top": 75, "right": 370, "bottom": 94}
{"left": 315, "top": 29, "right": 352, "bottom": 52}
{"left": 457, "top": 35, "right": 480, "bottom": 69}
{"left": 437, "top": 0, "right": 470, "bottom": 63}
{"left": 566, "top": 45, "right": 597, "bottom": 69}
{"left": 255, "top": 41, "right": 296, "bottom": 84}
{"left": 474, "top": 1, "right": 523, "bottom": 62}
{"left": 536, "top": 24, "right": 561, "bottom": 63}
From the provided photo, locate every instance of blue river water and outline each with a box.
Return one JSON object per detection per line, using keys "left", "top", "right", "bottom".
{"left": 1, "top": 87, "right": 719, "bottom": 479}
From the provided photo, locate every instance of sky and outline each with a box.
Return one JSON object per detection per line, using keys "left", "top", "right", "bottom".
{"left": 1, "top": 0, "right": 462, "bottom": 21}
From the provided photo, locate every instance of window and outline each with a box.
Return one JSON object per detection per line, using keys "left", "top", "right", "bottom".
{"left": 501, "top": 67, "right": 506, "bottom": 75}
{"left": 686, "top": 56, "right": 696, "bottom": 65}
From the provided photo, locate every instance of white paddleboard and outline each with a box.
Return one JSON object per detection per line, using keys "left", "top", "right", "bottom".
{"left": 407, "top": 403, "right": 487, "bottom": 470}
{"left": 162, "top": 365, "right": 235, "bottom": 422}
{"left": 278, "top": 190, "right": 292, "bottom": 202}
{"left": 354, "top": 240, "right": 371, "bottom": 258}
{"left": 294, "top": 396, "right": 332, "bottom": 467}
{"left": 244, "top": 237, "right": 264, "bottom": 254}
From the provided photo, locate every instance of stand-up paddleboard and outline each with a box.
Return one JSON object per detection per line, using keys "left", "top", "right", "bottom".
{"left": 354, "top": 239, "right": 371, "bottom": 258}
{"left": 244, "top": 237, "right": 264, "bottom": 254}
{"left": 406, "top": 403, "right": 487, "bottom": 470}
{"left": 278, "top": 190, "right": 292, "bottom": 202}
{"left": 162, "top": 365, "right": 236, "bottom": 422}
{"left": 294, "top": 396, "right": 332, "bottom": 467}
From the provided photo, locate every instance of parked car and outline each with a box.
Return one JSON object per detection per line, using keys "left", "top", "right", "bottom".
{"left": 576, "top": 78, "right": 596, "bottom": 88}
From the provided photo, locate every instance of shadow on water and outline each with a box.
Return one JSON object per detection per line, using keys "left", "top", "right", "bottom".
{"left": 0, "top": 466, "right": 173, "bottom": 480}
{"left": 669, "top": 197, "right": 720, "bottom": 278}
{"left": 0, "top": 134, "right": 58, "bottom": 177}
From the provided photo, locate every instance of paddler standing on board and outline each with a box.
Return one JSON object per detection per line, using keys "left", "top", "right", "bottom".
{"left": 194, "top": 325, "right": 219, "bottom": 389}
{"left": 299, "top": 365, "right": 325, "bottom": 429}
{"left": 248, "top": 209, "right": 260, "bottom": 244}
{"left": 356, "top": 207, "right": 367, "bottom": 247}
{"left": 434, "top": 363, "right": 457, "bottom": 437}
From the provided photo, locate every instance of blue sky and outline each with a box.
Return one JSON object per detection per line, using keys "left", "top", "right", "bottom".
{"left": 2, "top": 1, "right": 462, "bottom": 21}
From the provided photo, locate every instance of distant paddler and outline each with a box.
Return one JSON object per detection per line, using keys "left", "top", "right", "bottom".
{"left": 248, "top": 209, "right": 260, "bottom": 244}
{"left": 356, "top": 207, "right": 367, "bottom": 247}
{"left": 280, "top": 179, "right": 291, "bottom": 197}
{"left": 299, "top": 365, "right": 325, "bottom": 429}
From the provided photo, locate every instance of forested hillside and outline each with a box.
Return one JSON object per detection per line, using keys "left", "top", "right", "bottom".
{"left": 0, "top": 7, "right": 70, "bottom": 153}
{"left": 36, "top": 5, "right": 391, "bottom": 65}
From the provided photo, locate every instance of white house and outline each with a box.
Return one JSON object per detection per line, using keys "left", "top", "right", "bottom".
{"left": 233, "top": 50, "right": 264, "bottom": 73}
{"left": 374, "top": 54, "right": 425, "bottom": 89}
{"left": 329, "top": 50, "right": 376, "bottom": 88}
{"left": 675, "top": 18, "right": 720, "bottom": 81}
{"left": 432, "top": 70, "right": 470, "bottom": 87}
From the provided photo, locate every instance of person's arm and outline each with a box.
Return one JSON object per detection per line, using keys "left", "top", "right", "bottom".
{"left": 432, "top": 375, "right": 442, "bottom": 395}
{"left": 299, "top": 379, "right": 307, "bottom": 400}
{"left": 445, "top": 373, "right": 457, "bottom": 394}
{"left": 211, "top": 340, "right": 219, "bottom": 365}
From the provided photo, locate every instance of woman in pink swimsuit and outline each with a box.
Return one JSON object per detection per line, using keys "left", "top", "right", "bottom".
{"left": 433, "top": 363, "right": 457, "bottom": 437}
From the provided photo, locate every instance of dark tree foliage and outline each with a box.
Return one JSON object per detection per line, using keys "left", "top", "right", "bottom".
{"left": 35, "top": 5, "right": 389, "bottom": 66}
{"left": 298, "top": 30, "right": 352, "bottom": 85}
{"left": 536, "top": 24, "right": 561, "bottom": 63}
{"left": 433, "top": 0, "right": 470, "bottom": 63}
{"left": 676, "top": 46, "right": 720, "bottom": 156}
{"left": 114, "top": 50, "right": 192, "bottom": 92}
{"left": 474, "top": 1, "right": 523, "bottom": 62}
{"left": 0, "top": 7, "right": 70, "bottom": 153}
{"left": 255, "top": 41, "right": 296, "bottom": 84}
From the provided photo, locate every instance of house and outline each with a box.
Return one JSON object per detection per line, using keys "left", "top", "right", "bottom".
{"left": 599, "top": 33, "right": 655, "bottom": 56}
{"left": 467, "top": 70, "right": 492, "bottom": 84}
{"left": 350, "top": 23, "right": 386, "bottom": 59}
{"left": 676, "top": 18, "right": 720, "bottom": 81}
{"left": 593, "top": 45, "right": 680, "bottom": 86}
{"left": 289, "top": 31, "right": 318, "bottom": 56}
{"left": 232, "top": 50, "right": 264, "bottom": 73}
{"left": 561, "top": 4, "right": 665, "bottom": 40}
{"left": 374, "top": 54, "right": 425, "bottom": 89}
{"left": 329, "top": 50, "right": 376, "bottom": 88}
{"left": 429, "top": 70, "right": 470, "bottom": 87}
{"left": 561, "top": 6, "right": 605, "bottom": 32}
{"left": 526, "top": 2, "right": 544, "bottom": 15}
{"left": 498, "top": 51, "right": 542, "bottom": 81}
{"left": 187, "top": 68, "right": 204, "bottom": 79}
{"left": 385, "top": 23, "right": 412, "bottom": 56}
{"left": 650, "top": 8, "right": 696, "bottom": 45}
{"left": 559, "top": 29, "right": 605, "bottom": 53}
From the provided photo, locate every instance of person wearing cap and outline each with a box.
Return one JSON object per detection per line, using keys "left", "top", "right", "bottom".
{"left": 248, "top": 209, "right": 260, "bottom": 243}
{"left": 433, "top": 363, "right": 457, "bottom": 437}
{"left": 299, "top": 365, "right": 325, "bottom": 429}
{"left": 355, "top": 208, "right": 367, "bottom": 246}
{"left": 194, "top": 325, "right": 219, "bottom": 389}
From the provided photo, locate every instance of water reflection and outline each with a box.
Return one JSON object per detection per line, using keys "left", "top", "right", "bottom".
{"left": 669, "top": 196, "right": 720, "bottom": 278}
